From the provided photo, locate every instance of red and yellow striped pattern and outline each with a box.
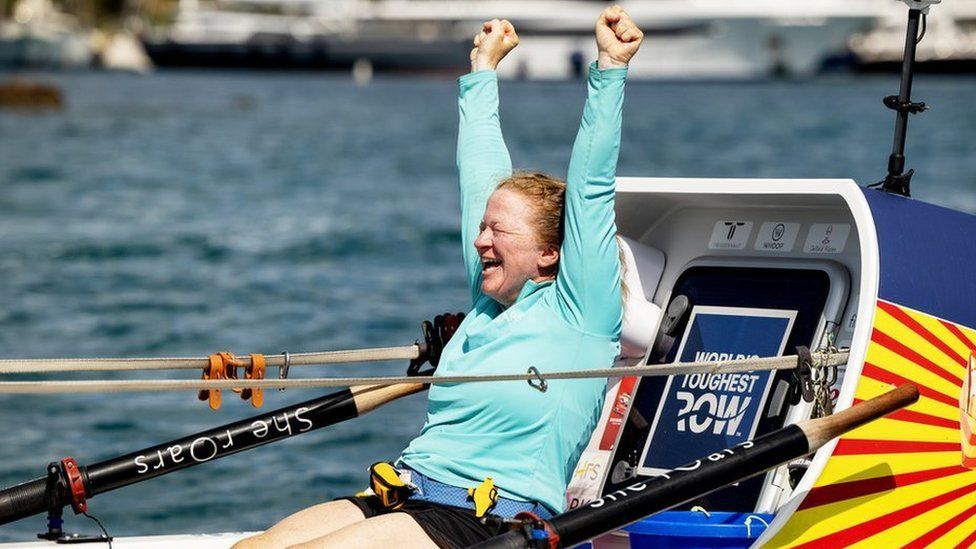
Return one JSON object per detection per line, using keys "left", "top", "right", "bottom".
{"left": 962, "top": 353, "right": 976, "bottom": 469}
{"left": 765, "top": 300, "right": 976, "bottom": 548}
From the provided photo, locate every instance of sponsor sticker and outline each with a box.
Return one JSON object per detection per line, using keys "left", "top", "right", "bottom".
{"left": 754, "top": 222, "right": 800, "bottom": 253}
{"left": 803, "top": 223, "right": 851, "bottom": 254}
{"left": 565, "top": 449, "right": 612, "bottom": 509}
{"left": 708, "top": 221, "right": 753, "bottom": 250}
{"left": 637, "top": 306, "right": 796, "bottom": 476}
{"left": 599, "top": 376, "right": 638, "bottom": 451}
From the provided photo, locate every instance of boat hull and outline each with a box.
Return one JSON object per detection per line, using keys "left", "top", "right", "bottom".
{"left": 760, "top": 190, "right": 976, "bottom": 547}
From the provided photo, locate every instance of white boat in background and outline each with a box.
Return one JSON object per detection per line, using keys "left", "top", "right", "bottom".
{"left": 367, "top": 0, "right": 883, "bottom": 79}
{"left": 0, "top": 0, "right": 92, "bottom": 69}
{"left": 144, "top": 0, "right": 884, "bottom": 78}
{"left": 0, "top": 0, "right": 151, "bottom": 71}
{"left": 849, "top": 0, "right": 976, "bottom": 73}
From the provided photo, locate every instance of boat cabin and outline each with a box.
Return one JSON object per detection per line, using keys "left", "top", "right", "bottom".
{"left": 568, "top": 176, "right": 952, "bottom": 545}
{"left": 571, "top": 176, "right": 976, "bottom": 546}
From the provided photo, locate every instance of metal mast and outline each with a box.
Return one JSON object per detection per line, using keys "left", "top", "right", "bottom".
{"left": 879, "top": 0, "right": 940, "bottom": 197}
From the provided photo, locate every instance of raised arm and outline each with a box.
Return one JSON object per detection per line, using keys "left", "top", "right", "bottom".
{"left": 555, "top": 6, "right": 644, "bottom": 334}
{"left": 458, "top": 20, "right": 519, "bottom": 301}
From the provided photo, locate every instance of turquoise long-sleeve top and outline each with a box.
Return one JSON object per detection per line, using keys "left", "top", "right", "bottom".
{"left": 399, "top": 64, "right": 625, "bottom": 514}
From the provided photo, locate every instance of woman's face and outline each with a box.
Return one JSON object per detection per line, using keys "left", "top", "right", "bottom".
{"left": 474, "top": 189, "right": 558, "bottom": 307}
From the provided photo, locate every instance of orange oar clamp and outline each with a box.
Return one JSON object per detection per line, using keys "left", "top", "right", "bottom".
{"left": 198, "top": 352, "right": 245, "bottom": 411}
{"left": 242, "top": 353, "right": 266, "bottom": 408}
{"left": 220, "top": 352, "right": 243, "bottom": 392}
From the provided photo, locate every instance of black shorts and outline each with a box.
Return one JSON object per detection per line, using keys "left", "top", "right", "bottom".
{"left": 341, "top": 495, "right": 510, "bottom": 549}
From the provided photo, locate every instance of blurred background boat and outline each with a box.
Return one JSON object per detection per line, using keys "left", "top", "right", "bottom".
{"left": 0, "top": 0, "right": 151, "bottom": 71}
{"left": 138, "top": 0, "right": 883, "bottom": 78}
{"left": 140, "top": 0, "right": 470, "bottom": 71}
{"left": 848, "top": 0, "right": 976, "bottom": 73}
{"left": 0, "top": 0, "right": 93, "bottom": 69}
{"left": 5, "top": 0, "right": 976, "bottom": 78}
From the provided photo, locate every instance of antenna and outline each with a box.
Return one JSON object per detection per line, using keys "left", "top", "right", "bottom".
{"left": 877, "top": 0, "right": 940, "bottom": 197}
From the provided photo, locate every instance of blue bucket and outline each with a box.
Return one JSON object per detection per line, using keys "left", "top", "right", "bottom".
{"left": 624, "top": 511, "right": 774, "bottom": 549}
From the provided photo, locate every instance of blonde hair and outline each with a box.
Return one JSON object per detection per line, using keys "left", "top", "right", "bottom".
{"left": 496, "top": 172, "right": 628, "bottom": 304}
{"left": 496, "top": 171, "right": 566, "bottom": 254}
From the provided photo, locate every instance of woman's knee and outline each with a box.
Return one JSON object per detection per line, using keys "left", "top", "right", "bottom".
{"left": 287, "top": 513, "right": 437, "bottom": 549}
{"left": 233, "top": 499, "right": 367, "bottom": 548}
{"left": 230, "top": 534, "right": 269, "bottom": 549}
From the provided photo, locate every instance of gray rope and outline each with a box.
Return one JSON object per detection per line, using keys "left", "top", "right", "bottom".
{"left": 0, "top": 345, "right": 421, "bottom": 374}
{"left": 0, "top": 352, "right": 848, "bottom": 394}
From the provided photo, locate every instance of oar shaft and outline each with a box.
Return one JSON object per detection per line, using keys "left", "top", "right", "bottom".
{"left": 0, "top": 383, "right": 424, "bottom": 526}
{"left": 88, "top": 390, "right": 358, "bottom": 495}
{"left": 473, "top": 384, "right": 918, "bottom": 549}
{"left": 477, "top": 426, "right": 810, "bottom": 549}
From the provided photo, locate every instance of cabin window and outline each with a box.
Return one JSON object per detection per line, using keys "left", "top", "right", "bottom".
{"left": 604, "top": 266, "right": 834, "bottom": 512}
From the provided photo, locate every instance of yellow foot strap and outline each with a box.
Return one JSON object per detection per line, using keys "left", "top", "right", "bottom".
{"left": 369, "top": 462, "right": 413, "bottom": 510}
{"left": 467, "top": 477, "right": 498, "bottom": 518}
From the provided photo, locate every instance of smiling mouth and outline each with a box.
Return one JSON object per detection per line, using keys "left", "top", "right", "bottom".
{"left": 481, "top": 258, "right": 502, "bottom": 273}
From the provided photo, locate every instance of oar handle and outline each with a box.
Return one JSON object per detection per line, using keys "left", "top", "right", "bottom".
{"left": 472, "top": 384, "right": 920, "bottom": 549}
{"left": 0, "top": 477, "right": 47, "bottom": 526}
{"left": 798, "top": 383, "right": 919, "bottom": 450}
{"left": 351, "top": 383, "right": 426, "bottom": 414}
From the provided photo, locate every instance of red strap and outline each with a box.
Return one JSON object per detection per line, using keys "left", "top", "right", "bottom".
{"left": 61, "top": 457, "right": 87, "bottom": 514}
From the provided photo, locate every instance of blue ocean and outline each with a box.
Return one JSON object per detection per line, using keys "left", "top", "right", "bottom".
{"left": 0, "top": 70, "right": 974, "bottom": 541}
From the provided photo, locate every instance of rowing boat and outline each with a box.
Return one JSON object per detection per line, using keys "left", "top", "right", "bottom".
{"left": 2, "top": 1, "right": 973, "bottom": 547}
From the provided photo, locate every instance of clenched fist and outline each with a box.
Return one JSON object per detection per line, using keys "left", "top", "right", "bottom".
{"left": 471, "top": 19, "right": 520, "bottom": 72}
{"left": 596, "top": 5, "right": 644, "bottom": 69}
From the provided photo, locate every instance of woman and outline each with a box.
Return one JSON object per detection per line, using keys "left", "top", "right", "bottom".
{"left": 236, "top": 6, "right": 643, "bottom": 548}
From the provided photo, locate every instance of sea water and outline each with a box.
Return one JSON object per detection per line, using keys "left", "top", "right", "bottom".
{"left": 0, "top": 71, "right": 974, "bottom": 541}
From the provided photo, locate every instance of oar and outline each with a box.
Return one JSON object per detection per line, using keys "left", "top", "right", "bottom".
{"left": 472, "top": 384, "right": 919, "bottom": 549}
{"left": 0, "top": 382, "right": 424, "bottom": 526}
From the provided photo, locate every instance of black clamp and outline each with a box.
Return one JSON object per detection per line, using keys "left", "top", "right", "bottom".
{"left": 514, "top": 511, "right": 559, "bottom": 549}
{"left": 883, "top": 95, "right": 928, "bottom": 115}
{"left": 789, "top": 346, "right": 816, "bottom": 405}
{"left": 38, "top": 462, "right": 65, "bottom": 541}
{"left": 485, "top": 511, "right": 558, "bottom": 549}
{"left": 408, "top": 312, "right": 465, "bottom": 377}
{"left": 37, "top": 458, "right": 111, "bottom": 544}
{"left": 881, "top": 169, "right": 915, "bottom": 197}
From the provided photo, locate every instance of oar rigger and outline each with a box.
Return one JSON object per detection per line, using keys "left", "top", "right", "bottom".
{"left": 37, "top": 457, "right": 111, "bottom": 544}
{"left": 408, "top": 312, "right": 465, "bottom": 377}
{"left": 0, "top": 311, "right": 461, "bottom": 536}
{"left": 506, "top": 511, "right": 560, "bottom": 549}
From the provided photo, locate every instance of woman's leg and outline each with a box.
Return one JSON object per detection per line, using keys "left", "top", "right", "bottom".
{"left": 232, "top": 500, "right": 367, "bottom": 548}
{"left": 287, "top": 513, "right": 438, "bottom": 549}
